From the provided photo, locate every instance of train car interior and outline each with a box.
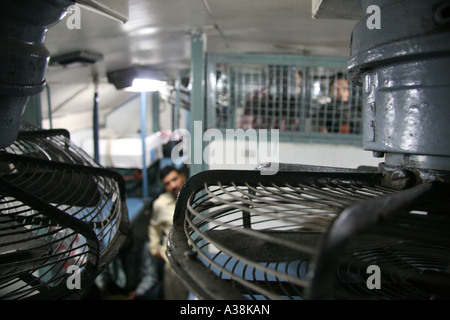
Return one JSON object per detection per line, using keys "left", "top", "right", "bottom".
{"left": 0, "top": 0, "right": 449, "bottom": 301}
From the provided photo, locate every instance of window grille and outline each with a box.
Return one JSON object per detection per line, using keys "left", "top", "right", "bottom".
{"left": 208, "top": 54, "right": 363, "bottom": 144}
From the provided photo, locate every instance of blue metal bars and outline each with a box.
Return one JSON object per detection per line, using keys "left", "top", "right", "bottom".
{"left": 206, "top": 53, "right": 363, "bottom": 145}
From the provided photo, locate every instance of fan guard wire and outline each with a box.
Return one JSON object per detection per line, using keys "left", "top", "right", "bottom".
{"left": 0, "top": 123, "right": 130, "bottom": 299}
{"left": 168, "top": 168, "right": 450, "bottom": 300}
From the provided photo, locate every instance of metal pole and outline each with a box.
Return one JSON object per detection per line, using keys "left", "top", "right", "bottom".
{"left": 151, "top": 91, "right": 160, "bottom": 132}
{"left": 46, "top": 84, "right": 53, "bottom": 129}
{"left": 140, "top": 91, "right": 149, "bottom": 203}
{"left": 190, "top": 32, "right": 206, "bottom": 176}
{"left": 151, "top": 91, "right": 160, "bottom": 163}
{"left": 175, "top": 72, "right": 181, "bottom": 131}
{"left": 93, "top": 77, "right": 100, "bottom": 163}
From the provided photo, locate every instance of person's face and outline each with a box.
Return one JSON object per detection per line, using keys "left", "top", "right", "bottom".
{"left": 296, "top": 73, "right": 302, "bottom": 87}
{"left": 332, "top": 78, "right": 349, "bottom": 102}
{"left": 162, "top": 170, "right": 186, "bottom": 197}
{"left": 295, "top": 73, "right": 302, "bottom": 93}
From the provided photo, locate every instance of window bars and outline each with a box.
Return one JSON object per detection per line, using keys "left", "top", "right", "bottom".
{"left": 207, "top": 54, "right": 363, "bottom": 144}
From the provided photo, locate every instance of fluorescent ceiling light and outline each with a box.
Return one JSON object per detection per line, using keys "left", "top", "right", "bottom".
{"left": 125, "top": 78, "right": 166, "bottom": 92}
{"left": 107, "top": 66, "right": 166, "bottom": 91}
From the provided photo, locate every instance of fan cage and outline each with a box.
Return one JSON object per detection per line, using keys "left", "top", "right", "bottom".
{"left": 6, "top": 123, "right": 99, "bottom": 168}
{"left": 0, "top": 123, "right": 129, "bottom": 300}
{"left": 168, "top": 169, "right": 450, "bottom": 300}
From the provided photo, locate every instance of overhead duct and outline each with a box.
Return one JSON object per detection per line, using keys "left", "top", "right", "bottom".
{"left": 76, "top": 0, "right": 129, "bottom": 23}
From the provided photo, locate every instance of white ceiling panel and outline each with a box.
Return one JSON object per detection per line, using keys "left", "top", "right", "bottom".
{"left": 42, "top": 0, "right": 360, "bottom": 117}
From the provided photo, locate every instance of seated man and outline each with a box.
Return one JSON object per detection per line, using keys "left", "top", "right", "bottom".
{"left": 94, "top": 232, "right": 160, "bottom": 300}
{"left": 148, "top": 165, "right": 189, "bottom": 299}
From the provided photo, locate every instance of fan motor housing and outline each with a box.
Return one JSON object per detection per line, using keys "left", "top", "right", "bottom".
{"left": 348, "top": 0, "right": 450, "bottom": 182}
{"left": 0, "top": 0, "right": 74, "bottom": 149}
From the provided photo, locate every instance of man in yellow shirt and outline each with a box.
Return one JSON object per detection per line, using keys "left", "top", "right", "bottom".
{"left": 148, "top": 165, "right": 188, "bottom": 299}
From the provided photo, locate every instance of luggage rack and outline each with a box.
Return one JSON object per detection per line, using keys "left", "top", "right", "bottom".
{"left": 167, "top": 165, "right": 450, "bottom": 300}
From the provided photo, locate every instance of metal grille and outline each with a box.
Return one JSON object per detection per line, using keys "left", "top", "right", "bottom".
{"left": 5, "top": 125, "right": 98, "bottom": 167}
{"left": 168, "top": 169, "right": 383, "bottom": 299}
{"left": 0, "top": 123, "right": 129, "bottom": 299}
{"left": 212, "top": 61, "right": 362, "bottom": 138}
{"left": 168, "top": 169, "right": 450, "bottom": 300}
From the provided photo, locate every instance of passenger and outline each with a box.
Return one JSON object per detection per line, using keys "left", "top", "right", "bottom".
{"left": 317, "top": 72, "right": 352, "bottom": 134}
{"left": 295, "top": 70, "right": 303, "bottom": 95}
{"left": 240, "top": 69, "right": 305, "bottom": 131}
{"left": 148, "top": 165, "right": 189, "bottom": 300}
{"left": 94, "top": 231, "right": 161, "bottom": 300}
{"left": 330, "top": 72, "right": 350, "bottom": 103}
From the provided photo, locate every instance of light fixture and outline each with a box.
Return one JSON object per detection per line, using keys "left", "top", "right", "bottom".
{"left": 125, "top": 78, "right": 166, "bottom": 92}
{"left": 50, "top": 50, "right": 103, "bottom": 67}
{"left": 107, "top": 65, "right": 165, "bottom": 92}
{"left": 106, "top": 66, "right": 166, "bottom": 203}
